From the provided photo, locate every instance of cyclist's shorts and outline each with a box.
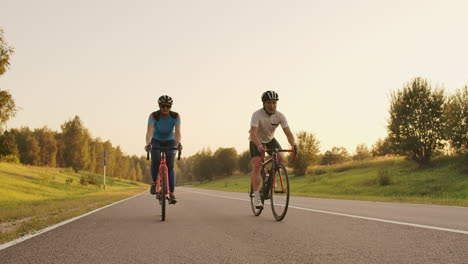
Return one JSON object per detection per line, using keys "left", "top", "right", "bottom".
{"left": 249, "top": 138, "right": 281, "bottom": 158}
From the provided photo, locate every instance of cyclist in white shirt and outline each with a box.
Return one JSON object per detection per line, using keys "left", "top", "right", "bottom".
{"left": 249, "top": 90, "right": 297, "bottom": 209}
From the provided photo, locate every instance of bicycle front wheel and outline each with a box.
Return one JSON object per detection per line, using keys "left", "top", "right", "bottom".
{"left": 270, "top": 164, "right": 289, "bottom": 221}
{"left": 160, "top": 166, "right": 167, "bottom": 221}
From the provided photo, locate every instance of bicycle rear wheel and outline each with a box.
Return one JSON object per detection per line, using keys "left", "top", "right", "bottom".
{"left": 160, "top": 166, "right": 167, "bottom": 221}
{"left": 270, "top": 164, "right": 289, "bottom": 221}
{"left": 250, "top": 167, "right": 266, "bottom": 216}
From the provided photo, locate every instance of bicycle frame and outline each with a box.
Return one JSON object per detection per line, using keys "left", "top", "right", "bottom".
{"left": 156, "top": 151, "right": 170, "bottom": 201}
{"left": 261, "top": 148, "right": 296, "bottom": 198}
{"left": 149, "top": 146, "right": 181, "bottom": 199}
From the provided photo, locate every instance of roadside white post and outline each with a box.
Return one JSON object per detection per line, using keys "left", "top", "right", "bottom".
{"left": 103, "top": 150, "right": 107, "bottom": 190}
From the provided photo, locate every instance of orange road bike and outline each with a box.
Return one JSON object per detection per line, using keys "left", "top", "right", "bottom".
{"left": 147, "top": 146, "right": 181, "bottom": 221}
{"left": 250, "top": 148, "right": 297, "bottom": 221}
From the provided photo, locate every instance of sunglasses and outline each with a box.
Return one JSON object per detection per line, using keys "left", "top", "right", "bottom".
{"left": 160, "top": 104, "right": 172, "bottom": 109}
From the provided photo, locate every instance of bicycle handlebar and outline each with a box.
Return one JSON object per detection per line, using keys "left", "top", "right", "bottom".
{"left": 261, "top": 148, "right": 297, "bottom": 163}
{"left": 146, "top": 146, "right": 181, "bottom": 161}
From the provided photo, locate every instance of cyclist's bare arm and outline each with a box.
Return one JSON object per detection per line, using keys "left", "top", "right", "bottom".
{"left": 145, "top": 124, "right": 153, "bottom": 147}
{"left": 250, "top": 126, "right": 264, "bottom": 152}
{"left": 174, "top": 124, "right": 181, "bottom": 145}
{"left": 282, "top": 127, "right": 296, "bottom": 149}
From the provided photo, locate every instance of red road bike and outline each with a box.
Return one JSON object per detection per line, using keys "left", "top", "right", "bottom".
{"left": 147, "top": 146, "right": 181, "bottom": 221}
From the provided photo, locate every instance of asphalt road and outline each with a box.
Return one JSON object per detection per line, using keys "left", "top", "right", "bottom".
{"left": 1, "top": 187, "right": 467, "bottom": 264}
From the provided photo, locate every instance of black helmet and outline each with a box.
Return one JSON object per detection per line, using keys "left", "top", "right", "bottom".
{"left": 158, "top": 95, "right": 173, "bottom": 105}
{"left": 261, "top": 90, "right": 279, "bottom": 102}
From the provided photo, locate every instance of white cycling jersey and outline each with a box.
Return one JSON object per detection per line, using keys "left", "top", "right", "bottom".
{"left": 249, "top": 108, "right": 289, "bottom": 143}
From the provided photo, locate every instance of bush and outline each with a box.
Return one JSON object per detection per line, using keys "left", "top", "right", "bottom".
{"left": 0, "top": 154, "right": 20, "bottom": 163}
{"left": 80, "top": 175, "right": 88, "bottom": 185}
{"left": 65, "top": 177, "right": 73, "bottom": 185}
{"left": 87, "top": 175, "right": 97, "bottom": 185}
{"left": 377, "top": 168, "right": 392, "bottom": 186}
{"left": 308, "top": 167, "right": 327, "bottom": 175}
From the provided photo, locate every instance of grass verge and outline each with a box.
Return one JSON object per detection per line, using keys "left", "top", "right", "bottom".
{"left": 194, "top": 154, "right": 468, "bottom": 207}
{"left": 0, "top": 163, "right": 147, "bottom": 244}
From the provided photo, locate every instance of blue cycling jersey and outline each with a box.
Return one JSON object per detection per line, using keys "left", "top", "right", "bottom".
{"left": 148, "top": 113, "right": 181, "bottom": 141}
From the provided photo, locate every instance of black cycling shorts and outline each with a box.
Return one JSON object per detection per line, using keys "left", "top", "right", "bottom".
{"left": 249, "top": 138, "right": 282, "bottom": 158}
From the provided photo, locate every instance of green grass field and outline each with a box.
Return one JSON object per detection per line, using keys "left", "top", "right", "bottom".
{"left": 195, "top": 154, "right": 468, "bottom": 206}
{"left": 0, "top": 163, "right": 147, "bottom": 244}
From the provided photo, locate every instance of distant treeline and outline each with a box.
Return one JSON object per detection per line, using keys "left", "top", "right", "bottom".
{"left": 0, "top": 116, "right": 152, "bottom": 182}
{"left": 0, "top": 78, "right": 467, "bottom": 185}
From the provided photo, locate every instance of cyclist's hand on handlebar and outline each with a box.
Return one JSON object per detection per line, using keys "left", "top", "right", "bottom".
{"left": 257, "top": 144, "right": 265, "bottom": 153}
{"left": 177, "top": 143, "right": 183, "bottom": 151}
{"left": 293, "top": 144, "right": 298, "bottom": 153}
{"left": 144, "top": 144, "right": 152, "bottom": 152}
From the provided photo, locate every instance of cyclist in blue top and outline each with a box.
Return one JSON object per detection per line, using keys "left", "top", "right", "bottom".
{"left": 145, "top": 95, "right": 182, "bottom": 204}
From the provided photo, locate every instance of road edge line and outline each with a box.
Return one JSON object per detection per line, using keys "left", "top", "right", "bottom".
{"left": 0, "top": 191, "right": 146, "bottom": 251}
{"left": 181, "top": 188, "right": 468, "bottom": 235}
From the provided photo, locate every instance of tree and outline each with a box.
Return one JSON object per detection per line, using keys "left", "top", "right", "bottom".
{"left": 23, "top": 136, "right": 40, "bottom": 165}
{"left": 388, "top": 77, "right": 445, "bottom": 164}
{"left": 131, "top": 155, "right": 143, "bottom": 181}
{"left": 139, "top": 155, "right": 152, "bottom": 184}
{"left": 113, "top": 146, "right": 128, "bottom": 178}
{"left": 213, "top": 147, "right": 238, "bottom": 177}
{"left": 55, "top": 132, "right": 65, "bottom": 167}
{"left": 33, "top": 127, "right": 58, "bottom": 167}
{"left": 238, "top": 150, "right": 251, "bottom": 174}
{"left": 0, "top": 29, "right": 17, "bottom": 131}
{"left": 89, "top": 138, "right": 105, "bottom": 174}
{"left": 192, "top": 148, "right": 214, "bottom": 182}
{"left": 61, "top": 116, "right": 90, "bottom": 172}
{"left": 353, "top": 144, "right": 372, "bottom": 161}
{"left": 9, "top": 127, "right": 33, "bottom": 164}
{"left": 292, "top": 131, "right": 320, "bottom": 176}
{"left": 0, "top": 130, "right": 19, "bottom": 158}
{"left": 0, "top": 28, "right": 14, "bottom": 76}
{"left": 444, "top": 85, "right": 467, "bottom": 152}
{"left": 129, "top": 166, "right": 137, "bottom": 181}
{"left": 372, "top": 137, "right": 395, "bottom": 157}
{"left": 120, "top": 154, "right": 131, "bottom": 179}
{"left": 176, "top": 156, "right": 193, "bottom": 185}
{"left": 0, "top": 90, "right": 18, "bottom": 128}
{"left": 321, "top": 147, "right": 350, "bottom": 165}
{"left": 103, "top": 141, "right": 115, "bottom": 176}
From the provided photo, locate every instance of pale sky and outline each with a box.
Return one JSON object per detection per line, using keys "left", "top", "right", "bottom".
{"left": 1, "top": 0, "right": 467, "bottom": 157}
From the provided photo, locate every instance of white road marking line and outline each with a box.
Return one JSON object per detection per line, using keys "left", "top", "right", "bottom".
{"left": 181, "top": 188, "right": 468, "bottom": 235}
{"left": 0, "top": 192, "right": 146, "bottom": 251}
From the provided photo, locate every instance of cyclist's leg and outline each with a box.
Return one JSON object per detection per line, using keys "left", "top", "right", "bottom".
{"left": 150, "top": 139, "right": 162, "bottom": 183}
{"left": 165, "top": 140, "right": 177, "bottom": 194}
{"left": 250, "top": 141, "right": 264, "bottom": 208}
{"left": 266, "top": 138, "right": 283, "bottom": 163}
{"left": 249, "top": 141, "right": 263, "bottom": 192}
